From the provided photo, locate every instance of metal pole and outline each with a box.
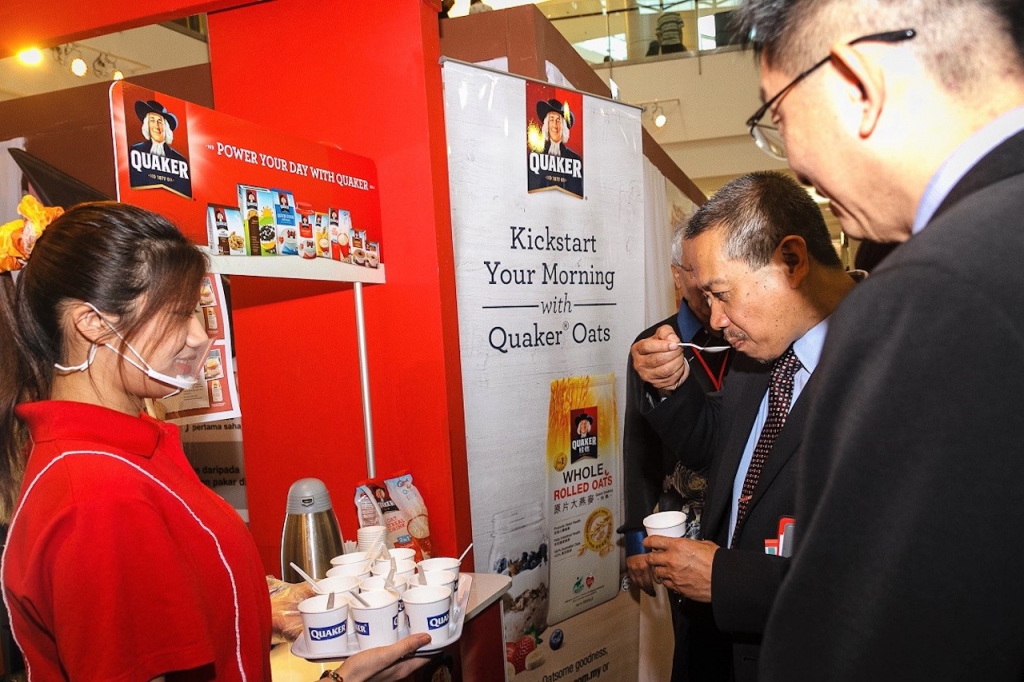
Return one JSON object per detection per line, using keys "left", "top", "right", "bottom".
{"left": 353, "top": 281, "right": 376, "bottom": 478}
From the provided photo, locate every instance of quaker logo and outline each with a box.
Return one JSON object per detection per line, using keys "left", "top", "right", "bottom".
{"left": 355, "top": 620, "right": 370, "bottom": 636}
{"left": 427, "top": 612, "right": 450, "bottom": 630}
{"left": 570, "top": 407, "right": 598, "bottom": 463}
{"left": 309, "top": 621, "right": 347, "bottom": 641}
{"left": 392, "top": 614, "right": 400, "bottom": 630}
{"left": 127, "top": 98, "right": 193, "bottom": 199}
{"left": 526, "top": 82, "right": 584, "bottom": 199}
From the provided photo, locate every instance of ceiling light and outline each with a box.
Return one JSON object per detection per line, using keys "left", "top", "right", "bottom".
{"left": 113, "top": 70, "right": 125, "bottom": 81}
{"left": 16, "top": 48, "right": 43, "bottom": 66}
{"left": 70, "top": 57, "right": 88, "bottom": 77}
{"left": 653, "top": 105, "right": 667, "bottom": 128}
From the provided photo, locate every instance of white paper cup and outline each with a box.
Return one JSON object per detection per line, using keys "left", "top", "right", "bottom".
{"left": 417, "top": 557, "right": 461, "bottom": 579}
{"left": 372, "top": 559, "right": 416, "bottom": 577}
{"left": 643, "top": 511, "right": 688, "bottom": 539}
{"left": 418, "top": 568, "right": 458, "bottom": 597}
{"left": 388, "top": 548, "right": 417, "bottom": 562}
{"left": 402, "top": 585, "right": 452, "bottom": 645}
{"left": 316, "top": 575, "right": 361, "bottom": 597}
{"left": 326, "top": 563, "right": 372, "bottom": 580}
{"left": 350, "top": 589, "right": 401, "bottom": 649}
{"left": 359, "top": 575, "right": 407, "bottom": 593}
{"left": 331, "top": 551, "right": 373, "bottom": 567}
{"left": 298, "top": 594, "right": 350, "bottom": 655}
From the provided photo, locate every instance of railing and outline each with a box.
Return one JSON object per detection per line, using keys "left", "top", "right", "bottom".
{"left": 543, "top": 0, "right": 745, "bottom": 66}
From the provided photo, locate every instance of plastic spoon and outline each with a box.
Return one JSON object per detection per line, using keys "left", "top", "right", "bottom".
{"left": 457, "top": 543, "right": 473, "bottom": 565}
{"left": 289, "top": 562, "right": 326, "bottom": 595}
{"left": 348, "top": 591, "right": 372, "bottom": 608}
{"left": 671, "top": 342, "right": 731, "bottom": 352}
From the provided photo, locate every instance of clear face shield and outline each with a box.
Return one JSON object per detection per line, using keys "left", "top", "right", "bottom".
{"left": 55, "top": 303, "right": 213, "bottom": 399}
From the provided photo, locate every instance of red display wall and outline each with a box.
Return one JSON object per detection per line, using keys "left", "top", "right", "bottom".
{"left": 205, "top": 0, "right": 472, "bottom": 570}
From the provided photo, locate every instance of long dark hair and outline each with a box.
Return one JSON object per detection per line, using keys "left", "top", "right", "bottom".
{"left": 0, "top": 202, "right": 207, "bottom": 520}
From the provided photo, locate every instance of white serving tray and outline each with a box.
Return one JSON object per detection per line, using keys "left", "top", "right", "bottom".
{"left": 291, "top": 574, "right": 472, "bottom": 662}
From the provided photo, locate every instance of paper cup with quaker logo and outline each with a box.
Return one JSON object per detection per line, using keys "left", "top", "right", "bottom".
{"left": 388, "top": 547, "right": 417, "bottom": 563}
{"left": 327, "top": 563, "right": 372, "bottom": 581}
{"left": 316, "top": 575, "right": 361, "bottom": 598}
{"left": 417, "top": 557, "right": 461, "bottom": 580}
{"left": 331, "top": 551, "right": 374, "bottom": 568}
{"left": 403, "top": 585, "right": 452, "bottom": 645}
{"left": 351, "top": 589, "right": 401, "bottom": 650}
{"left": 298, "top": 593, "right": 349, "bottom": 656}
{"left": 643, "top": 511, "right": 688, "bottom": 539}
{"left": 372, "top": 559, "right": 416, "bottom": 579}
{"left": 418, "top": 569, "right": 458, "bottom": 598}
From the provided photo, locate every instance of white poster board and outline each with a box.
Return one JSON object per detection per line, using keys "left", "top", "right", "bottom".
{"left": 443, "top": 60, "right": 645, "bottom": 681}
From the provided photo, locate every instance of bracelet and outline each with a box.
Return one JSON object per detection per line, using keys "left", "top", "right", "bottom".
{"left": 319, "top": 670, "right": 343, "bottom": 681}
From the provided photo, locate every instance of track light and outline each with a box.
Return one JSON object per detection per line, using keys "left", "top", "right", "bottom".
{"left": 50, "top": 44, "right": 143, "bottom": 81}
{"left": 634, "top": 99, "right": 679, "bottom": 130}
{"left": 70, "top": 57, "right": 88, "bottom": 77}
{"left": 16, "top": 48, "right": 43, "bottom": 66}
{"left": 653, "top": 105, "right": 667, "bottom": 128}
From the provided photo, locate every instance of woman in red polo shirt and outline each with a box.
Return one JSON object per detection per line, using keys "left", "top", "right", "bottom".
{"left": 0, "top": 203, "right": 427, "bottom": 681}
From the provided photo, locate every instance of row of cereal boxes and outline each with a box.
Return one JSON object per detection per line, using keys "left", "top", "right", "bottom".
{"left": 205, "top": 184, "right": 380, "bottom": 267}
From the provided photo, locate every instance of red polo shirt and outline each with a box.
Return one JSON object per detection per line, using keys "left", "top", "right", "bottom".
{"left": 3, "top": 401, "right": 272, "bottom": 681}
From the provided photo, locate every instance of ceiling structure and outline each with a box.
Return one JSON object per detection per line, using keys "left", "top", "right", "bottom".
{"left": 0, "top": 22, "right": 208, "bottom": 101}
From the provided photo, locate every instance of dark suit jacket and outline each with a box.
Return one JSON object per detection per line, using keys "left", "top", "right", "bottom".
{"left": 760, "top": 130, "right": 1024, "bottom": 681}
{"left": 621, "top": 313, "right": 732, "bottom": 682}
{"left": 621, "top": 314, "right": 726, "bottom": 537}
{"left": 643, "top": 353, "right": 808, "bottom": 682}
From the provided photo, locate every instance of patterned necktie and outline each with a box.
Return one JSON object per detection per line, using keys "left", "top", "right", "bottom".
{"left": 732, "top": 345, "right": 802, "bottom": 544}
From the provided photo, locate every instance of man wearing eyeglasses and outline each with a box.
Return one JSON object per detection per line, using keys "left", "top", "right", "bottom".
{"left": 731, "top": 1, "right": 1024, "bottom": 680}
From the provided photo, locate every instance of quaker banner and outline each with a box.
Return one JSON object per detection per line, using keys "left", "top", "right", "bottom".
{"left": 526, "top": 83, "right": 584, "bottom": 199}
{"left": 110, "top": 82, "right": 384, "bottom": 282}
{"left": 442, "top": 61, "right": 644, "bottom": 681}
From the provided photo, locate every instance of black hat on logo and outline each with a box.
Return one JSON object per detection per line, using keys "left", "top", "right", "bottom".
{"left": 574, "top": 413, "right": 594, "bottom": 429}
{"left": 134, "top": 99, "right": 179, "bottom": 130}
{"left": 537, "top": 99, "right": 574, "bottom": 128}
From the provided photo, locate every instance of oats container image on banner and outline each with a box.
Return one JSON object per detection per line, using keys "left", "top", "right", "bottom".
{"left": 545, "top": 373, "right": 619, "bottom": 625}
{"left": 366, "top": 241, "right": 380, "bottom": 268}
{"left": 296, "top": 202, "right": 316, "bottom": 259}
{"left": 206, "top": 204, "right": 230, "bottom": 256}
{"left": 314, "top": 212, "right": 331, "bottom": 259}
{"left": 351, "top": 229, "right": 367, "bottom": 266}
{"left": 329, "top": 209, "right": 353, "bottom": 262}
{"left": 237, "top": 184, "right": 267, "bottom": 256}
{"left": 491, "top": 503, "right": 549, "bottom": 655}
{"left": 272, "top": 188, "right": 298, "bottom": 255}
{"left": 255, "top": 189, "right": 278, "bottom": 256}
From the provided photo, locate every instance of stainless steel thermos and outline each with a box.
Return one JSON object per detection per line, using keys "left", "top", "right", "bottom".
{"left": 280, "top": 478, "right": 344, "bottom": 582}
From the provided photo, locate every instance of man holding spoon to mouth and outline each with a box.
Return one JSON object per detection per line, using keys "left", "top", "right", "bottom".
{"left": 630, "top": 171, "right": 860, "bottom": 682}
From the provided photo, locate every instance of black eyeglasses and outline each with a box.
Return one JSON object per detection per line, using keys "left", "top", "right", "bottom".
{"left": 746, "top": 28, "right": 917, "bottom": 160}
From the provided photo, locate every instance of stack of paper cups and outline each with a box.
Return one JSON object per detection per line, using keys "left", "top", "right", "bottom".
{"left": 357, "top": 525, "right": 388, "bottom": 553}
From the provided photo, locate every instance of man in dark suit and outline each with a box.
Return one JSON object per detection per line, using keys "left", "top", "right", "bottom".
{"left": 128, "top": 99, "right": 192, "bottom": 197}
{"left": 631, "top": 171, "right": 857, "bottom": 682}
{"left": 730, "top": 2, "right": 1024, "bottom": 680}
{"left": 621, "top": 223, "right": 732, "bottom": 682}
